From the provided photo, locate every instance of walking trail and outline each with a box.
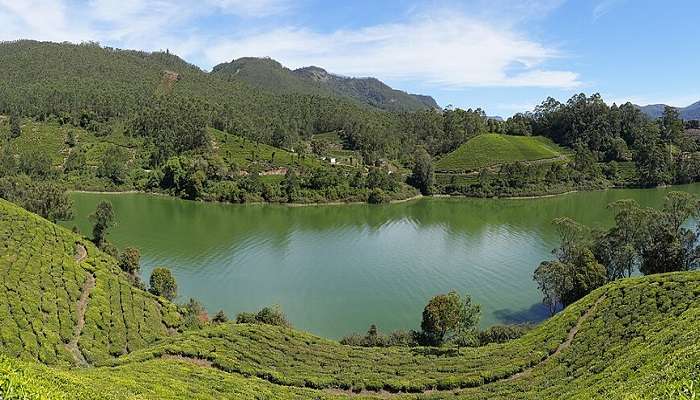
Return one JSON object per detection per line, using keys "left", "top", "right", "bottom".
{"left": 65, "top": 244, "right": 95, "bottom": 367}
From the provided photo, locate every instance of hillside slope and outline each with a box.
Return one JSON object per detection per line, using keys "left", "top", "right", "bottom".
{"left": 0, "top": 199, "right": 182, "bottom": 367}
{"left": 0, "top": 200, "right": 698, "bottom": 399}
{"left": 212, "top": 57, "right": 439, "bottom": 112}
{"left": 0, "top": 40, "right": 393, "bottom": 145}
{"left": 637, "top": 100, "right": 700, "bottom": 120}
{"left": 435, "top": 134, "right": 566, "bottom": 173}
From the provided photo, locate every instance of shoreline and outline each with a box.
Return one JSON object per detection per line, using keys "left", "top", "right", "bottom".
{"left": 68, "top": 183, "right": 698, "bottom": 205}
{"left": 68, "top": 190, "right": 424, "bottom": 207}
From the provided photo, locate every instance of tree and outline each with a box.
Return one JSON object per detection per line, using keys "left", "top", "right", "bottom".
{"left": 533, "top": 260, "right": 572, "bottom": 315}
{"left": 66, "top": 131, "right": 77, "bottom": 147}
{"left": 18, "top": 150, "right": 51, "bottom": 178}
{"left": 410, "top": 146, "right": 434, "bottom": 195}
{"left": 636, "top": 143, "right": 672, "bottom": 186}
{"left": 0, "top": 176, "right": 73, "bottom": 222}
{"left": 0, "top": 145, "right": 17, "bottom": 177}
{"left": 90, "top": 200, "right": 114, "bottom": 247}
{"left": 534, "top": 218, "right": 607, "bottom": 314}
{"left": 119, "top": 247, "right": 140, "bottom": 275}
{"left": 182, "top": 298, "right": 208, "bottom": 328}
{"left": 149, "top": 267, "right": 177, "bottom": 301}
{"left": 660, "top": 106, "right": 684, "bottom": 145}
{"left": 236, "top": 305, "right": 291, "bottom": 327}
{"left": 213, "top": 310, "right": 228, "bottom": 324}
{"left": 282, "top": 167, "right": 298, "bottom": 202}
{"left": 97, "top": 146, "right": 129, "bottom": 184}
{"left": 639, "top": 192, "right": 700, "bottom": 274}
{"left": 9, "top": 112, "right": 21, "bottom": 139}
{"left": 311, "top": 139, "right": 330, "bottom": 156}
{"left": 421, "top": 291, "right": 480, "bottom": 345}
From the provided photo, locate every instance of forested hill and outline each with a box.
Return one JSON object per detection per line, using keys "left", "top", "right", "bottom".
{"left": 211, "top": 57, "right": 439, "bottom": 112}
{"left": 0, "top": 40, "right": 397, "bottom": 151}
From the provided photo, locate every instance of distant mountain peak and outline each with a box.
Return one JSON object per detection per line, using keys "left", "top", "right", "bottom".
{"left": 212, "top": 57, "right": 440, "bottom": 112}
{"left": 636, "top": 100, "right": 700, "bottom": 120}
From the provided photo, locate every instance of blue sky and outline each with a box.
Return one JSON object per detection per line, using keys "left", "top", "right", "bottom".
{"left": 1, "top": 0, "right": 698, "bottom": 116}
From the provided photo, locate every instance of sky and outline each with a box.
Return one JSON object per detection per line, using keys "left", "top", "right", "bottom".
{"left": 1, "top": 0, "right": 699, "bottom": 116}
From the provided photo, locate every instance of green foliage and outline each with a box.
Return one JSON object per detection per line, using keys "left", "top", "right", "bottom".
{"left": 0, "top": 199, "right": 181, "bottom": 367}
{"left": 9, "top": 112, "right": 20, "bottom": 139}
{"left": 410, "top": 146, "right": 434, "bottom": 195}
{"left": 149, "top": 267, "right": 178, "bottom": 301}
{"left": 212, "top": 310, "right": 228, "bottom": 324}
{"left": 0, "top": 175, "right": 73, "bottom": 222}
{"left": 118, "top": 247, "right": 140, "bottom": 275}
{"left": 340, "top": 325, "right": 419, "bottom": 347}
{"left": 420, "top": 291, "right": 480, "bottom": 345}
{"left": 181, "top": 298, "right": 208, "bottom": 330}
{"left": 96, "top": 146, "right": 129, "bottom": 184}
{"left": 435, "top": 134, "right": 565, "bottom": 173}
{"left": 0, "top": 201, "right": 698, "bottom": 398}
{"left": 212, "top": 57, "right": 437, "bottom": 113}
{"left": 537, "top": 192, "right": 699, "bottom": 315}
{"left": 90, "top": 200, "right": 114, "bottom": 247}
{"left": 236, "top": 305, "right": 290, "bottom": 328}
{"left": 478, "top": 324, "right": 532, "bottom": 345}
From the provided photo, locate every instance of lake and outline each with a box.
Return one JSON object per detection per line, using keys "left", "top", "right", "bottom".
{"left": 64, "top": 184, "right": 700, "bottom": 339}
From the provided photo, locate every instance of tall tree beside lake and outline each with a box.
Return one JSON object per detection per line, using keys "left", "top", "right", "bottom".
{"left": 90, "top": 200, "right": 115, "bottom": 247}
{"left": 411, "top": 146, "right": 434, "bottom": 195}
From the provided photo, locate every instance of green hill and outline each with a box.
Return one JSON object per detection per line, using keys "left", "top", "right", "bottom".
{"left": 0, "top": 40, "right": 394, "bottom": 147}
{"left": 435, "top": 134, "right": 567, "bottom": 173}
{"left": 0, "top": 199, "right": 182, "bottom": 367}
{"left": 212, "top": 58, "right": 439, "bottom": 112}
{"left": 0, "top": 199, "right": 698, "bottom": 399}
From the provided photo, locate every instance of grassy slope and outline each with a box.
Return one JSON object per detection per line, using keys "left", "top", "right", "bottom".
{"left": 0, "top": 199, "right": 181, "bottom": 367}
{"left": 435, "top": 134, "right": 567, "bottom": 173}
{"left": 210, "top": 127, "right": 321, "bottom": 170}
{"left": 0, "top": 119, "right": 326, "bottom": 191}
{"left": 0, "top": 200, "right": 698, "bottom": 399}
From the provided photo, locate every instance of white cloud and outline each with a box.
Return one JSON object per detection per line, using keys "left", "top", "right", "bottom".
{"left": 0, "top": 1, "right": 579, "bottom": 89}
{"left": 205, "top": 13, "right": 580, "bottom": 89}
{"left": 593, "top": 0, "right": 627, "bottom": 21}
{"left": 0, "top": 0, "right": 295, "bottom": 50}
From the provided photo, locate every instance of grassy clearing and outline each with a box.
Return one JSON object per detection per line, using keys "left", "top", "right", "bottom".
{"left": 211, "top": 128, "right": 321, "bottom": 170}
{"left": 435, "top": 134, "right": 567, "bottom": 173}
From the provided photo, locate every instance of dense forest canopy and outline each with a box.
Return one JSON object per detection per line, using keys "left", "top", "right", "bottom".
{"left": 0, "top": 40, "right": 698, "bottom": 207}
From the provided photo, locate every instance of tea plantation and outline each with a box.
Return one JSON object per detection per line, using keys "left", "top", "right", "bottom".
{"left": 0, "top": 199, "right": 181, "bottom": 367}
{"left": 0, "top": 199, "right": 698, "bottom": 399}
{"left": 435, "top": 134, "right": 567, "bottom": 173}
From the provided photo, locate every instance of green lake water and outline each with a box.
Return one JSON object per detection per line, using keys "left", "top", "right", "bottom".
{"left": 65, "top": 184, "right": 700, "bottom": 338}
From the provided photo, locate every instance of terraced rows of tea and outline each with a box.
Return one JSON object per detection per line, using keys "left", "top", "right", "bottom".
{"left": 0, "top": 198, "right": 698, "bottom": 399}
{"left": 107, "top": 273, "right": 700, "bottom": 398}
{"left": 0, "top": 199, "right": 181, "bottom": 366}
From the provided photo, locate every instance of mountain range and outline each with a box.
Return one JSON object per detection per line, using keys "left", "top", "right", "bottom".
{"left": 636, "top": 100, "right": 700, "bottom": 120}
{"left": 211, "top": 57, "right": 439, "bottom": 112}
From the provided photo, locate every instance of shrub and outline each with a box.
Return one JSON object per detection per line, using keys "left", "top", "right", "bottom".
{"left": 235, "top": 305, "right": 291, "bottom": 327}
{"left": 478, "top": 324, "right": 532, "bottom": 345}
{"left": 118, "top": 247, "right": 140, "bottom": 275}
{"left": 149, "top": 267, "right": 177, "bottom": 301}
{"left": 367, "top": 188, "right": 386, "bottom": 204}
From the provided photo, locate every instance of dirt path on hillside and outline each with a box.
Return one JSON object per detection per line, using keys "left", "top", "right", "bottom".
{"left": 507, "top": 293, "right": 607, "bottom": 381}
{"left": 154, "top": 292, "right": 608, "bottom": 398}
{"left": 74, "top": 243, "right": 87, "bottom": 262}
{"left": 65, "top": 244, "right": 94, "bottom": 367}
